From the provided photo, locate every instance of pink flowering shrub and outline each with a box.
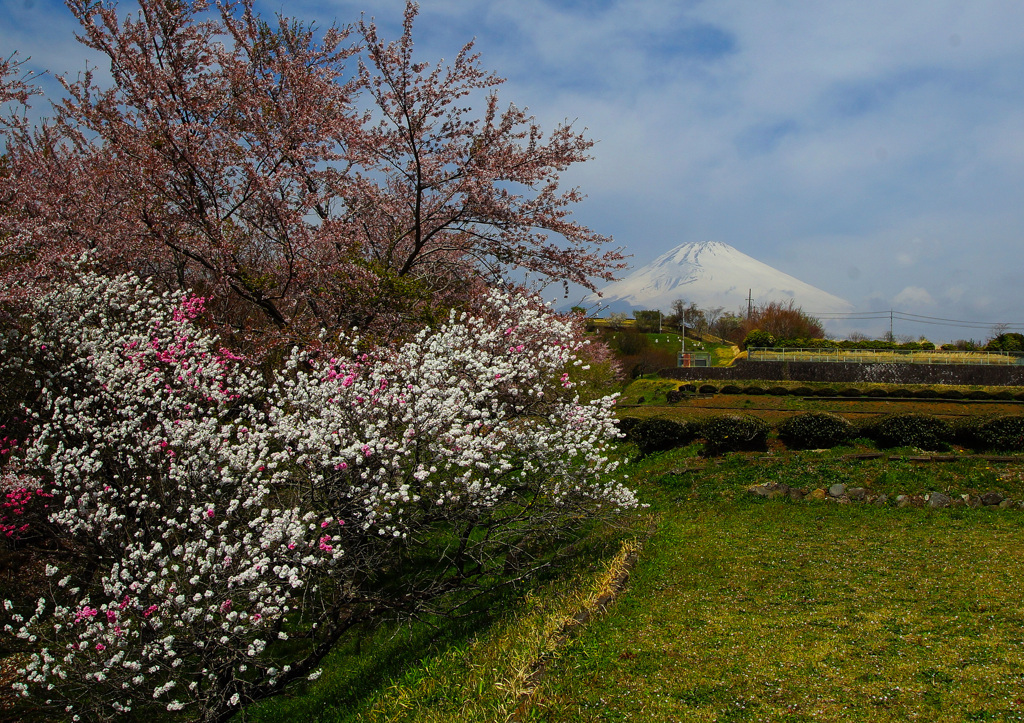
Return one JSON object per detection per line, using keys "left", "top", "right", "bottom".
{"left": 1, "top": 271, "right": 636, "bottom": 721}
{"left": 1, "top": 271, "right": 347, "bottom": 719}
{"left": 0, "top": 472, "right": 52, "bottom": 541}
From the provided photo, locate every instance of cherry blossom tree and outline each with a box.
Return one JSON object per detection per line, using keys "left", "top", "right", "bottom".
{"left": 0, "top": 0, "right": 624, "bottom": 348}
{"left": 345, "top": 4, "right": 625, "bottom": 331}
{"left": 1, "top": 266, "right": 635, "bottom": 721}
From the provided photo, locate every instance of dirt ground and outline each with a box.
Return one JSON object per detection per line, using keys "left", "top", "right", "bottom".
{"left": 617, "top": 394, "right": 1023, "bottom": 424}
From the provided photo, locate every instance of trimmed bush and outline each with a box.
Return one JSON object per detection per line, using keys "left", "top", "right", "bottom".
{"left": 631, "top": 417, "right": 696, "bottom": 456}
{"left": 777, "top": 412, "right": 854, "bottom": 450}
{"left": 966, "top": 390, "right": 992, "bottom": 400}
{"left": 864, "top": 388, "right": 888, "bottom": 398}
{"left": 665, "top": 389, "right": 684, "bottom": 403}
{"left": 701, "top": 414, "right": 770, "bottom": 456}
{"left": 912, "top": 389, "right": 939, "bottom": 399}
{"left": 698, "top": 384, "right": 718, "bottom": 394}
{"left": 992, "top": 390, "right": 1014, "bottom": 400}
{"left": 814, "top": 387, "right": 838, "bottom": 397}
{"left": 791, "top": 386, "right": 815, "bottom": 396}
{"left": 720, "top": 384, "right": 743, "bottom": 395}
{"left": 888, "top": 388, "right": 913, "bottom": 398}
{"left": 973, "top": 416, "right": 1024, "bottom": 451}
{"left": 682, "top": 384, "right": 697, "bottom": 393}
{"left": 743, "top": 385, "right": 766, "bottom": 395}
{"left": 838, "top": 388, "right": 862, "bottom": 397}
{"left": 1014, "top": 391, "right": 1024, "bottom": 402}
{"left": 616, "top": 416, "right": 643, "bottom": 437}
{"left": 951, "top": 415, "right": 987, "bottom": 447}
{"left": 767, "top": 386, "right": 790, "bottom": 396}
{"left": 861, "top": 413, "right": 952, "bottom": 450}
{"left": 939, "top": 389, "right": 964, "bottom": 400}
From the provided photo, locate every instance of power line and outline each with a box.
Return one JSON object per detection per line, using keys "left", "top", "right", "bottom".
{"left": 812, "top": 309, "right": 1023, "bottom": 329}
{"left": 807, "top": 308, "right": 1024, "bottom": 339}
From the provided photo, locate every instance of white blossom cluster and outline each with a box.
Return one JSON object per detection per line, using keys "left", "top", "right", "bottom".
{"left": 271, "top": 289, "right": 638, "bottom": 539}
{"left": 2, "top": 272, "right": 636, "bottom": 720}
{"left": 2, "top": 272, "right": 344, "bottom": 717}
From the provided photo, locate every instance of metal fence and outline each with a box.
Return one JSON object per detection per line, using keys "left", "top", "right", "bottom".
{"left": 747, "top": 347, "right": 1024, "bottom": 366}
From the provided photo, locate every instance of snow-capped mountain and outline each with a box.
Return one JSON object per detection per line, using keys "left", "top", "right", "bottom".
{"left": 583, "top": 241, "right": 853, "bottom": 315}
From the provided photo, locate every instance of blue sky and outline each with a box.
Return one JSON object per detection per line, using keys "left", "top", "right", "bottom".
{"left": 4, "top": 0, "right": 1024, "bottom": 341}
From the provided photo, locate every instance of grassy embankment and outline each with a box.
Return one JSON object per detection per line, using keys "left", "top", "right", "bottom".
{"left": 244, "top": 385, "right": 1024, "bottom": 722}
{"left": 647, "top": 333, "right": 737, "bottom": 366}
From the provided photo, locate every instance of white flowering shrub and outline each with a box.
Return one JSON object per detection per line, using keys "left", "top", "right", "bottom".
{"left": 1, "top": 272, "right": 349, "bottom": 720}
{"left": 1, "top": 271, "right": 636, "bottom": 721}
{"left": 272, "top": 290, "right": 637, "bottom": 595}
{"left": 275, "top": 291, "right": 635, "bottom": 523}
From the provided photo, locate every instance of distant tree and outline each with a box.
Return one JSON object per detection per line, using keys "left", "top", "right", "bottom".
{"left": 711, "top": 313, "right": 743, "bottom": 343}
{"left": 991, "top": 323, "right": 1011, "bottom": 338}
{"left": 986, "top": 333, "right": 1024, "bottom": 352}
{"left": 611, "top": 329, "right": 650, "bottom": 356}
{"left": 741, "top": 300, "right": 824, "bottom": 342}
{"left": 607, "top": 311, "right": 629, "bottom": 330}
{"left": 742, "top": 329, "right": 777, "bottom": 350}
{"left": 665, "top": 299, "right": 707, "bottom": 335}
{"left": 633, "top": 309, "right": 662, "bottom": 332}
{"left": 701, "top": 306, "right": 725, "bottom": 338}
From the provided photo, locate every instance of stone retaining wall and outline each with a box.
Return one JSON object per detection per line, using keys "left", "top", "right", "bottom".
{"left": 749, "top": 481, "right": 1022, "bottom": 510}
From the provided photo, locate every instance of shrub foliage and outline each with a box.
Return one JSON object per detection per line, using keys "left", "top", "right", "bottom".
{"left": 701, "top": 414, "right": 770, "bottom": 456}
{"left": 972, "top": 416, "right": 1024, "bottom": 452}
{"left": 777, "top": 412, "right": 854, "bottom": 450}
{"left": 630, "top": 418, "right": 696, "bottom": 456}
{"left": 861, "top": 413, "right": 952, "bottom": 450}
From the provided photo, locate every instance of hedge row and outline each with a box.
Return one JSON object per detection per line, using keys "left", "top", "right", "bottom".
{"left": 619, "top": 412, "right": 1024, "bottom": 456}
{"left": 665, "top": 384, "right": 1024, "bottom": 401}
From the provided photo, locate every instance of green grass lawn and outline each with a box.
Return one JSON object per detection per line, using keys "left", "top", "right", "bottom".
{"left": 527, "top": 449, "right": 1024, "bottom": 722}
{"left": 641, "top": 334, "right": 736, "bottom": 366}
{"left": 242, "top": 443, "right": 1024, "bottom": 723}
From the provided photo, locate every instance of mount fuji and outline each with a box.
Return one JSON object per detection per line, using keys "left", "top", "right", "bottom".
{"left": 583, "top": 241, "right": 853, "bottom": 315}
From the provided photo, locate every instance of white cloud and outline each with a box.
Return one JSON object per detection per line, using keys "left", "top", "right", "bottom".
{"left": 893, "top": 286, "right": 935, "bottom": 308}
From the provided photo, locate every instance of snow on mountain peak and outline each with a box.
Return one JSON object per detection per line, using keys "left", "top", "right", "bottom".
{"left": 585, "top": 242, "right": 853, "bottom": 315}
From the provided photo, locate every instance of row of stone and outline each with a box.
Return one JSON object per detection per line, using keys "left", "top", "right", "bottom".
{"left": 747, "top": 481, "right": 1022, "bottom": 509}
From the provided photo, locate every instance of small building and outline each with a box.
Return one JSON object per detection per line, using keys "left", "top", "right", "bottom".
{"left": 678, "top": 352, "right": 712, "bottom": 368}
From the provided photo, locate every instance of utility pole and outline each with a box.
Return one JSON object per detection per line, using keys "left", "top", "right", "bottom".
{"left": 747, "top": 289, "right": 753, "bottom": 320}
{"left": 890, "top": 310, "right": 894, "bottom": 342}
